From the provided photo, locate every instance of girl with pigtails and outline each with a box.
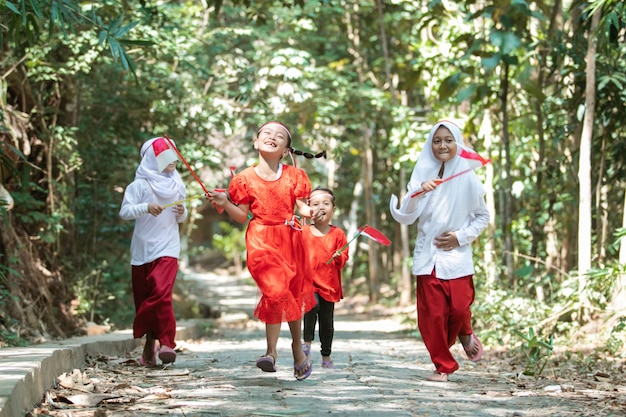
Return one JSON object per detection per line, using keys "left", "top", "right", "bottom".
{"left": 207, "top": 121, "right": 325, "bottom": 381}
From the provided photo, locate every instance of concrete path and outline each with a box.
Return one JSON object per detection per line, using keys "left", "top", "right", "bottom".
{"left": 1, "top": 269, "right": 614, "bottom": 416}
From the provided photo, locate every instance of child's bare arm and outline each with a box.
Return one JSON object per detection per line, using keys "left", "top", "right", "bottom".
{"left": 206, "top": 190, "right": 249, "bottom": 223}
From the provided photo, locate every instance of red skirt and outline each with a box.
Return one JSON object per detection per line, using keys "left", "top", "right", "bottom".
{"left": 132, "top": 256, "right": 178, "bottom": 348}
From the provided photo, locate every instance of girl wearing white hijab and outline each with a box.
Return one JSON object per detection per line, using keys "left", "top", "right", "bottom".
{"left": 389, "top": 120, "right": 489, "bottom": 382}
{"left": 120, "top": 137, "right": 187, "bottom": 367}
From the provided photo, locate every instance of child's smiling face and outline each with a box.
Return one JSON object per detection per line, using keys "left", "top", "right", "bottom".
{"left": 255, "top": 123, "right": 291, "bottom": 157}
{"left": 431, "top": 126, "right": 458, "bottom": 163}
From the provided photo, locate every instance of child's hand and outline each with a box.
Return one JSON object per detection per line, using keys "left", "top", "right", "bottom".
{"left": 311, "top": 208, "right": 325, "bottom": 223}
{"left": 173, "top": 204, "right": 185, "bottom": 216}
{"left": 206, "top": 189, "right": 228, "bottom": 207}
{"left": 420, "top": 178, "right": 443, "bottom": 193}
{"left": 434, "top": 232, "right": 459, "bottom": 251}
{"left": 147, "top": 203, "right": 164, "bottom": 217}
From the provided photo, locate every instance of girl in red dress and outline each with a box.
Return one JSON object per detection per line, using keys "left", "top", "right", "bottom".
{"left": 208, "top": 121, "right": 324, "bottom": 380}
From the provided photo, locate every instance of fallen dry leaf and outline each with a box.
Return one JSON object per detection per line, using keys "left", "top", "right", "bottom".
{"left": 58, "top": 393, "right": 121, "bottom": 406}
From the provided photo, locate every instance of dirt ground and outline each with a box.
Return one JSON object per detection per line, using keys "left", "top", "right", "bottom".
{"left": 27, "top": 269, "right": 626, "bottom": 417}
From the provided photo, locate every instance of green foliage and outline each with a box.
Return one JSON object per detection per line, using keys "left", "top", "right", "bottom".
{"left": 605, "top": 316, "right": 626, "bottom": 356}
{"left": 512, "top": 327, "right": 554, "bottom": 377}
{"left": 0, "top": 258, "right": 29, "bottom": 347}
{"left": 2, "top": 0, "right": 626, "bottom": 353}
{"left": 472, "top": 287, "right": 554, "bottom": 345}
{"left": 73, "top": 259, "right": 134, "bottom": 328}
{"left": 2, "top": 0, "right": 151, "bottom": 79}
{"left": 212, "top": 222, "right": 246, "bottom": 267}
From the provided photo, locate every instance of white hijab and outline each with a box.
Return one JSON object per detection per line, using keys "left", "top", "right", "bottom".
{"left": 135, "top": 137, "right": 185, "bottom": 201}
{"left": 389, "top": 120, "right": 485, "bottom": 226}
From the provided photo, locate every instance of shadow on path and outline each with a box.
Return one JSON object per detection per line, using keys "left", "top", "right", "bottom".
{"left": 19, "top": 266, "right": 624, "bottom": 417}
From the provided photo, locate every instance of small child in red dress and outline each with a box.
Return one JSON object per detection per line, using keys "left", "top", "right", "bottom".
{"left": 302, "top": 188, "right": 349, "bottom": 369}
{"left": 207, "top": 121, "right": 325, "bottom": 380}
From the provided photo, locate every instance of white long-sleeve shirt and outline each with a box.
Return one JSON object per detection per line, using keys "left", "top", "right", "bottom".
{"left": 390, "top": 120, "right": 490, "bottom": 280}
{"left": 119, "top": 178, "right": 187, "bottom": 266}
{"left": 410, "top": 187, "right": 489, "bottom": 278}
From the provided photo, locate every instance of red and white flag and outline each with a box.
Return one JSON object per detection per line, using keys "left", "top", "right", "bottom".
{"left": 458, "top": 148, "right": 490, "bottom": 169}
{"left": 326, "top": 224, "right": 391, "bottom": 264}
{"left": 357, "top": 225, "right": 391, "bottom": 246}
{"left": 152, "top": 138, "right": 179, "bottom": 172}
{"left": 410, "top": 148, "right": 490, "bottom": 198}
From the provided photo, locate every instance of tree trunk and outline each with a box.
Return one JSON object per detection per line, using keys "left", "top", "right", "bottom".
{"left": 346, "top": 181, "right": 363, "bottom": 280}
{"left": 611, "top": 190, "right": 626, "bottom": 312}
{"left": 361, "top": 123, "right": 379, "bottom": 303}
{"left": 396, "top": 166, "right": 412, "bottom": 307}
{"left": 595, "top": 136, "right": 608, "bottom": 262}
{"left": 478, "top": 113, "right": 497, "bottom": 288}
{"left": 500, "top": 62, "right": 515, "bottom": 281}
{"left": 578, "top": 10, "right": 600, "bottom": 311}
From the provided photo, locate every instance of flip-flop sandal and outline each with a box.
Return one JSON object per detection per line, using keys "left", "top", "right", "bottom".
{"left": 321, "top": 360, "right": 335, "bottom": 369}
{"left": 294, "top": 350, "right": 312, "bottom": 380}
{"left": 158, "top": 345, "right": 177, "bottom": 364}
{"left": 256, "top": 355, "right": 276, "bottom": 372}
{"left": 463, "top": 333, "right": 483, "bottom": 362}
{"left": 137, "top": 344, "right": 159, "bottom": 367}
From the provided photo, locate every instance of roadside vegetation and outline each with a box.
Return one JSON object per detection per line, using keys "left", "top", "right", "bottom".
{"left": 1, "top": 0, "right": 624, "bottom": 382}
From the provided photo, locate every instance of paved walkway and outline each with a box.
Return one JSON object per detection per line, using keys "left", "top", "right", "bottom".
{"left": 1, "top": 269, "right": 611, "bottom": 416}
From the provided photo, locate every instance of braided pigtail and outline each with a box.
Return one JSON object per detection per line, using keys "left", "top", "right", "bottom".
{"left": 290, "top": 148, "right": 327, "bottom": 159}
{"left": 288, "top": 148, "right": 326, "bottom": 167}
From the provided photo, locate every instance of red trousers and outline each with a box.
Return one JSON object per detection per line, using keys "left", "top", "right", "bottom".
{"left": 132, "top": 256, "right": 178, "bottom": 349}
{"left": 416, "top": 269, "right": 475, "bottom": 374}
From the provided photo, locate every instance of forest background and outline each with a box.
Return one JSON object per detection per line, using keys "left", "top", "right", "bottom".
{"left": 1, "top": 0, "right": 625, "bottom": 371}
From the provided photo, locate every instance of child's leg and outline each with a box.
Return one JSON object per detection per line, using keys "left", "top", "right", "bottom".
{"left": 264, "top": 322, "right": 281, "bottom": 359}
{"left": 288, "top": 319, "right": 311, "bottom": 379}
{"left": 255, "top": 322, "right": 281, "bottom": 372}
{"left": 449, "top": 275, "right": 475, "bottom": 346}
{"left": 449, "top": 276, "right": 482, "bottom": 360}
{"left": 151, "top": 258, "right": 178, "bottom": 349}
{"left": 303, "top": 293, "right": 320, "bottom": 344}
{"left": 416, "top": 273, "right": 459, "bottom": 374}
{"left": 131, "top": 264, "right": 151, "bottom": 339}
{"left": 317, "top": 296, "right": 335, "bottom": 358}
{"left": 132, "top": 257, "right": 178, "bottom": 349}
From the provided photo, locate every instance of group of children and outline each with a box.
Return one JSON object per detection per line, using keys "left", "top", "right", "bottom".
{"left": 119, "top": 120, "right": 488, "bottom": 383}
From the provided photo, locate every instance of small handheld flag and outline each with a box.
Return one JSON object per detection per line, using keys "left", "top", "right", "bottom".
{"left": 152, "top": 138, "right": 179, "bottom": 172}
{"left": 326, "top": 225, "right": 391, "bottom": 264}
{"left": 410, "top": 148, "right": 490, "bottom": 198}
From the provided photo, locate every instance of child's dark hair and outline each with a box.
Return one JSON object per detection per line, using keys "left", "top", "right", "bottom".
{"left": 257, "top": 121, "right": 326, "bottom": 160}
{"left": 290, "top": 148, "right": 327, "bottom": 160}
{"left": 309, "top": 187, "right": 335, "bottom": 205}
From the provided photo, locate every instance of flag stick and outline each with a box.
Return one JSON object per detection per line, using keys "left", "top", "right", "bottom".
{"left": 410, "top": 165, "right": 485, "bottom": 198}
{"left": 163, "top": 135, "right": 223, "bottom": 213}
{"left": 163, "top": 194, "right": 206, "bottom": 208}
{"left": 325, "top": 229, "right": 364, "bottom": 264}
